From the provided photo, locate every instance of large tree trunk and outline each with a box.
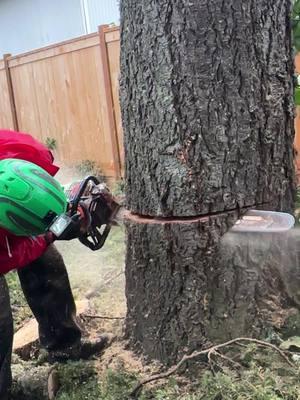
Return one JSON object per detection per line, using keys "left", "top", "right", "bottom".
{"left": 120, "top": 0, "right": 296, "bottom": 364}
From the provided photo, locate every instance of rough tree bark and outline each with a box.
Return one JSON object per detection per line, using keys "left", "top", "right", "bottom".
{"left": 120, "top": 0, "right": 297, "bottom": 364}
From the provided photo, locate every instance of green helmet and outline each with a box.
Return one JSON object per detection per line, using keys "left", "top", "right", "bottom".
{"left": 0, "top": 158, "right": 67, "bottom": 236}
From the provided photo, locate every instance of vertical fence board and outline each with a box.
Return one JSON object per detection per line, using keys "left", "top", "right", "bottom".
{"left": 0, "top": 58, "right": 15, "bottom": 130}
{"left": 106, "top": 30, "right": 124, "bottom": 175}
{"left": 98, "top": 25, "right": 121, "bottom": 179}
{"left": 3, "top": 54, "right": 19, "bottom": 131}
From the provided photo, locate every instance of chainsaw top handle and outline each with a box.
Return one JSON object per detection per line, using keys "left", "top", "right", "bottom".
{"left": 69, "top": 175, "right": 100, "bottom": 215}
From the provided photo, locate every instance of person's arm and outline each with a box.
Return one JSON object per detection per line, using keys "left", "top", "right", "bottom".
{"left": 0, "top": 207, "right": 85, "bottom": 275}
{"left": 0, "top": 233, "right": 55, "bottom": 275}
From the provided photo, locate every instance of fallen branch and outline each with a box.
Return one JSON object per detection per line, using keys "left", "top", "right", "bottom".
{"left": 83, "top": 314, "right": 125, "bottom": 320}
{"left": 129, "top": 337, "right": 295, "bottom": 398}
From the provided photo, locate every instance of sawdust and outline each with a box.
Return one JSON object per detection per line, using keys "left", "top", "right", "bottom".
{"left": 95, "top": 341, "right": 160, "bottom": 377}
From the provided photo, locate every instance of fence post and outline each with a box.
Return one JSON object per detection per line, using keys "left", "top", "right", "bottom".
{"left": 98, "top": 25, "right": 121, "bottom": 180}
{"left": 3, "top": 54, "right": 19, "bottom": 131}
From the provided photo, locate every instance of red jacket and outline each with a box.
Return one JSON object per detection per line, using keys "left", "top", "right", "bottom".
{"left": 0, "top": 129, "right": 59, "bottom": 274}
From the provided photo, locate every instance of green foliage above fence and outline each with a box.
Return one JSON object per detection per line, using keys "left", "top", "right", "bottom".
{"left": 293, "top": 0, "right": 300, "bottom": 51}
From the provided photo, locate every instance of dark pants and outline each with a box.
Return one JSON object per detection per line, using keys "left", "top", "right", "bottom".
{"left": 0, "top": 245, "right": 81, "bottom": 399}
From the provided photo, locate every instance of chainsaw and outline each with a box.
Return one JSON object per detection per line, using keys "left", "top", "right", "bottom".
{"left": 48, "top": 176, "right": 122, "bottom": 250}
{"left": 47, "top": 176, "right": 296, "bottom": 251}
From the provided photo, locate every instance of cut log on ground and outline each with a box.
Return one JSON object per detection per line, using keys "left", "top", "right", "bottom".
{"left": 11, "top": 356, "right": 59, "bottom": 400}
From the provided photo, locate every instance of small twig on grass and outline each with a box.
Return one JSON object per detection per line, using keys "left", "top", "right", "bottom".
{"left": 83, "top": 314, "right": 125, "bottom": 320}
{"left": 98, "top": 270, "right": 124, "bottom": 291}
{"left": 207, "top": 349, "right": 217, "bottom": 375}
{"left": 129, "top": 337, "right": 295, "bottom": 398}
{"left": 235, "top": 342, "right": 248, "bottom": 348}
{"left": 213, "top": 350, "right": 243, "bottom": 369}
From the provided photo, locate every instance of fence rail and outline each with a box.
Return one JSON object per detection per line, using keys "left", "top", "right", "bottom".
{"left": 0, "top": 25, "right": 122, "bottom": 179}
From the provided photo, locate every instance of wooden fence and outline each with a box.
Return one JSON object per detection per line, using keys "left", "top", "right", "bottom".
{"left": 0, "top": 26, "right": 123, "bottom": 179}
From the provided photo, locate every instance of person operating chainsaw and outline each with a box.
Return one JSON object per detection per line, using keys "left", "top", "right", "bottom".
{"left": 0, "top": 129, "right": 111, "bottom": 400}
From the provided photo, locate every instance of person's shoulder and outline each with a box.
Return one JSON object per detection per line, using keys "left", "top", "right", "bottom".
{"left": 0, "top": 129, "right": 17, "bottom": 138}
